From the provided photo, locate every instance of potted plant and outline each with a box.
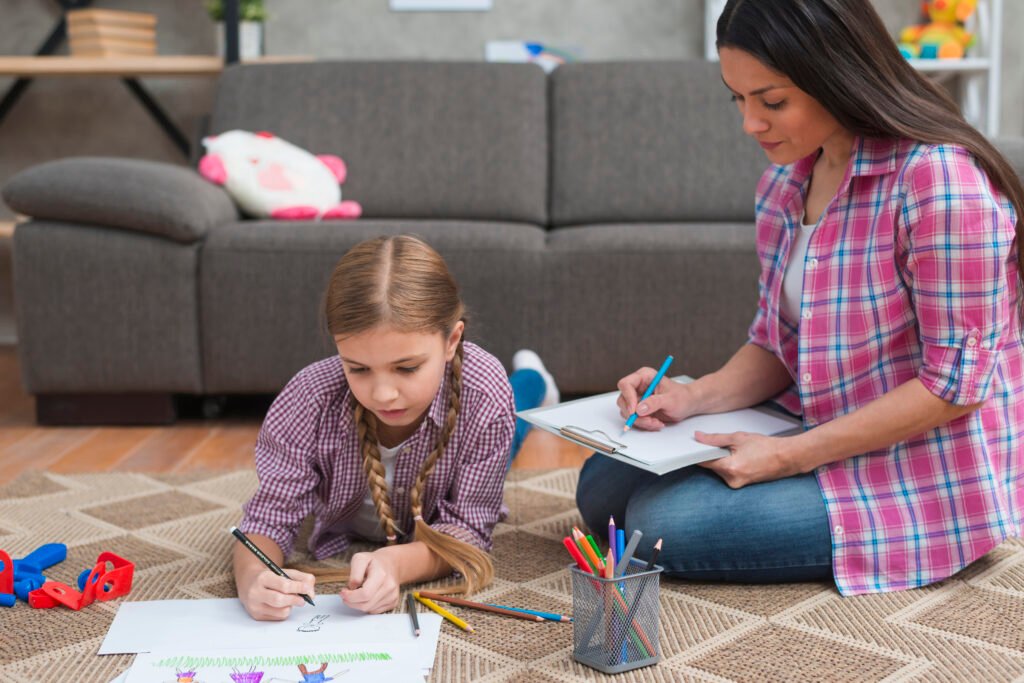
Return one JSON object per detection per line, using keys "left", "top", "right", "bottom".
{"left": 207, "top": 0, "right": 267, "bottom": 60}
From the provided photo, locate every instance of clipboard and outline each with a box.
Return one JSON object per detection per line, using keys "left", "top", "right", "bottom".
{"left": 557, "top": 425, "right": 626, "bottom": 455}
{"left": 517, "top": 375, "right": 803, "bottom": 475}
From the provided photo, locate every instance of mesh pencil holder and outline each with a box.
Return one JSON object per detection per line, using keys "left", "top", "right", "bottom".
{"left": 569, "top": 559, "right": 663, "bottom": 674}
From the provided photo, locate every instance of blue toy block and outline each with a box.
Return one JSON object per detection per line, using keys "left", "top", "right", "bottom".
{"left": 11, "top": 543, "right": 67, "bottom": 603}
{"left": 0, "top": 593, "right": 15, "bottom": 608}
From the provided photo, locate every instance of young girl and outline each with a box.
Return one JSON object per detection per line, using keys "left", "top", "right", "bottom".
{"left": 234, "top": 235, "right": 557, "bottom": 620}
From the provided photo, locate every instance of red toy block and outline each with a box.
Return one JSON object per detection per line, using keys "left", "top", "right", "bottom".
{"left": 0, "top": 550, "right": 12, "bottom": 594}
{"left": 28, "top": 551, "right": 134, "bottom": 610}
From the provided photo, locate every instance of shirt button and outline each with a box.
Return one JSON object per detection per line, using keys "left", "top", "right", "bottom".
{"left": 817, "top": 466, "right": 827, "bottom": 475}
{"left": 833, "top": 525, "right": 843, "bottom": 536}
{"left": 395, "top": 486, "right": 405, "bottom": 494}
{"left": 967, "top": 337, "right": 977, "bottom": 347}
{"left": 808, "top": 258, "right": 818, "bottom": 268}
{"left": 802, "top": 310, "right": 812, "bottom": 320}
{"left": 981, "top": 340, "right": 991, "bottom": 349}
{"left": 802, "top": 372, "right": 812, "bottom": 383}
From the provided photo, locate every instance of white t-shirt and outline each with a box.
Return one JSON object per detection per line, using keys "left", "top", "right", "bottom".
{"left": 780, "top": 215, "right": 820, "bottom": 324}
{"left": 338, "top": 441, "right": 403, "bottom": 542}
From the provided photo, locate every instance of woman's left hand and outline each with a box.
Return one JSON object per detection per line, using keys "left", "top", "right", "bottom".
{"left": 695, "top": 431, "right": 801, "bottom": 488}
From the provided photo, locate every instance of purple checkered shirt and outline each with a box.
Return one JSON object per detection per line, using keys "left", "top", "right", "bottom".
{"left": 751, "top": 136, "right": 1023, "bottom": 595}
{"left": 239, "top": 341, "right": 515, "bottom": 559}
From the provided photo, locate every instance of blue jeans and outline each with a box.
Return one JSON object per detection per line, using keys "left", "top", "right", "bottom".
{"left": 576, "top": 453, "right": 833, "bottom": 582}
{"left": 508, "top": 368, "right": 545, "bottom": 467}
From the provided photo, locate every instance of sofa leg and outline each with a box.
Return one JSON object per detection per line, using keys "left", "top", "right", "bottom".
{"left": 36, "top": 394, "right": 177, "bottom": 426}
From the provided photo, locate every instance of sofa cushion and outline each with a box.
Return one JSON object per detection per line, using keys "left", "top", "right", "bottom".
{"left": 2, "top": 158, "right": 238, "bottom": 244}
{"left": 550, "top": 61, "right": 768, "bottom": 226}
{"left": 208, "top": 62, "right": 548, "bottom": 225}
{"left": 199, "top": 220, "right": 548, "bottom": 392}
{"left": 538, "top": 222, "right": 760, "bottom": 393}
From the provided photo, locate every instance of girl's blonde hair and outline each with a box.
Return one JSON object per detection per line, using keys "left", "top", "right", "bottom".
{"left": 303, "top": 235, "right": 493, "bottom": 595}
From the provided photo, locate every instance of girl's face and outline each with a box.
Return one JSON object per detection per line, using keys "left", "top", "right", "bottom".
{"left": 719, "top": 47, "right": 849, "bottom": 165}
{"left": 335, "top": 322, "right": 463, "bottom": 444}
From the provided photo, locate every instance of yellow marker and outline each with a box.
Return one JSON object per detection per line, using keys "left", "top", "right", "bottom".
{"left": 413, "top": 592, "right": 475, "bottom": 632}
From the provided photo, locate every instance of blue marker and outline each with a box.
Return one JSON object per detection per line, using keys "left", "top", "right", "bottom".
{"left": 623, "top": 355, "right": 674, "bottom": 433}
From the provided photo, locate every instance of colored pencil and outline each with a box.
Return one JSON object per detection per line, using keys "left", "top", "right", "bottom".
{"left": 623, "top": 355, "right": 674, "bottom": 432}
{"left": 413, "top": 593, "right": 474, "bottom": 632}
{"left": 417, "top": 591, "right": 543, "bottom": 622}
{"left": 563, "top": 536, "right": 593, "bottom": 574}
{"left": 585, "top": 534, "right": 605, "bottom": 570}
{"left": 615, "top": 529, "right": 626, "bottom": 574}
{"left": 608, "top": 516, "right": 618, "bottom": 567}
{"left": 613, "top": 538, "right": 665, "bottom": 660}
{"left": 614, "top": 529, "right": 643, "bottom": 576}
{"left": 487, "top": 603, "right": 572, "bottom": 623}
{"left": 646, "top": 538, "right": 663, "bottom": 570}
{"left": 406, "top": 593, "right": 420, "bottom": 637}
{"left": 577, "top": 535, "right": 603, "bottom": 573}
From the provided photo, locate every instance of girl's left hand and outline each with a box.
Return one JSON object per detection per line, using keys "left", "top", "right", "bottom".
{"left": 694, "top": 431, "right": 801, "bottom": 488}
{"left": 340, "top": 550, "right": 401, "bottom": 614}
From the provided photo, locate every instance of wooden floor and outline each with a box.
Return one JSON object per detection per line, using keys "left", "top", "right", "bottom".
{"left": 0, "top": 346, "right": 589, "bottom": 484}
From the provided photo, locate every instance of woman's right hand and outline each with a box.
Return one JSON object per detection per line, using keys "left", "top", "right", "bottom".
{"left": 616, "top": 367, "right": 701, "bottom": 431}
{"left": 237, "top": 566, "right": 316, "bottom": 621}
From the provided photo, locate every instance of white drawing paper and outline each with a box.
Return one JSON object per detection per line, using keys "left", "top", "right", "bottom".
{"left": 99, "top": 596, "right": 441, "bottom": 673}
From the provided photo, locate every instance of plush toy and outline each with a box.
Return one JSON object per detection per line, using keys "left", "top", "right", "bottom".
{"left": 898, "top": 0, "right": 977, "bottom": 60}
{"left": 198, "top": 130, "right": 362, "bottom": 220}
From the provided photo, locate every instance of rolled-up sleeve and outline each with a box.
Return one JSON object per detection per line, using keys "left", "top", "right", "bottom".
{"left": 903, "top": 145, "right": 1016, "bottom": 405}
{"left": 239, "top": 376, "right": 322, "bottom": 557}
{"left": 431, "top": 414, "right": 514, "bottom": 551}
{"left": 747, "top": 274, "right": 773, "bottom": 352}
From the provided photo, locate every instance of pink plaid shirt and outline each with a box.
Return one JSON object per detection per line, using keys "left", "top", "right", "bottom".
{"left": 239, "top": 341, "right": 515, "bottom": 560}
{"left": 750, "top": 136, "right": 1023, "bottom": 595}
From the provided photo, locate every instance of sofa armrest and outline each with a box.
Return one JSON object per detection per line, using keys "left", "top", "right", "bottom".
{"left": 2, "top": 157, "right": 238, "bottom": 243}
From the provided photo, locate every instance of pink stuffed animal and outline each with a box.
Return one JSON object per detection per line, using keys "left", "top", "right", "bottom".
{"left": 198, "top": 130, "right": 362, "bottom": 220}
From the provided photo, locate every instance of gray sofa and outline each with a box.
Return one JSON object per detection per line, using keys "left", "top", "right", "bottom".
{"left": 9, "top": 60, "right": 1017, "bottom": 424}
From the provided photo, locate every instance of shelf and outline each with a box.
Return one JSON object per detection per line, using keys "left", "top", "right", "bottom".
{"left": 907, "top": 58, "right": 991, "bottom": 73}
{"left": 0, "top": 56, "right": 224, "bottom": 77}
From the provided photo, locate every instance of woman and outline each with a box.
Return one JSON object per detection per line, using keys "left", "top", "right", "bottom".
{"left": 576, "top": 0, "right": 1023, "bottom": 595}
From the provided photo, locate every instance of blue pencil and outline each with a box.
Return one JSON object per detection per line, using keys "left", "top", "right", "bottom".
{"left": 615, "top": 528, "right": 626, "bottom": 575}
{"left": 623, "top": 355, "right": 674, "bottom": 433}
{"left": 487, "top": 603, "right": 572, "bottom": 623}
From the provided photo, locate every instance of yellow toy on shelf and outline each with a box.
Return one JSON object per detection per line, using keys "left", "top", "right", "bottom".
{"left": 898, "top": 0, "right": 977, "bottom": 59}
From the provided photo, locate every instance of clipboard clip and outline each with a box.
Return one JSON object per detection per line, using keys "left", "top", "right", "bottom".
{"left": 559, "top": 425, "right": 626, "bottom": 455}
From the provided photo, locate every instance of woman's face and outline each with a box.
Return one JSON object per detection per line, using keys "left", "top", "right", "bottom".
{"left": 719, "top": 47, "right": 849, "bottom": 165}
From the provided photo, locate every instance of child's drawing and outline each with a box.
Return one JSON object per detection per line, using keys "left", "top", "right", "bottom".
{"left": 296, "top": 614, "right": 330, "bottom": 632}
{"left": 167, "top": 670, "right": 201, "bottom": 683}
{"left": 229, "top": 668, "right": 265, "bottom": 683}
{"left": 270, "top": 663, "right": 348, "bottom": 682}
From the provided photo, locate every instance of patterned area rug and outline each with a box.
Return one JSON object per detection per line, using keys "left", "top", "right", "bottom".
{"left": 1, "top": 469, "right": 1023, "bottom": 682}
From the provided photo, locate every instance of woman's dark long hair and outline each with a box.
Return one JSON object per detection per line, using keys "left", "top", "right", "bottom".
{"left": 717, "top": 0, "right": 1024, "bottom": 284}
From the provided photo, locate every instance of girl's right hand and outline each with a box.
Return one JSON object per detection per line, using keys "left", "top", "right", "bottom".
{"left": 616, "top": 367, "right": 700, "bottom": 431}
{"left": 237, "top": 567, "right": 316, "bottom": 621}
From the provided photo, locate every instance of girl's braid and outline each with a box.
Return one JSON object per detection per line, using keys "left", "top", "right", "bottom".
{"left": 354, "top": 401, "right": 400, "bottom": 543}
